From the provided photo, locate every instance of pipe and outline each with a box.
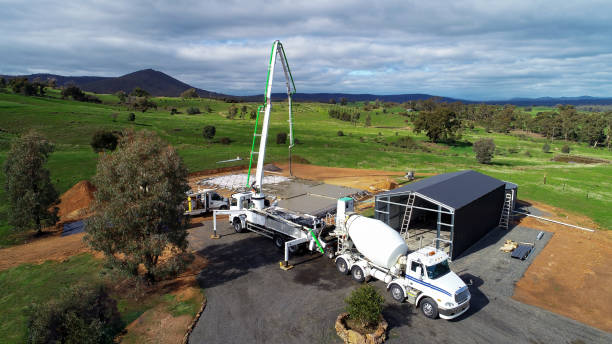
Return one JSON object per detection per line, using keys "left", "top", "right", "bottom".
{"left": 512, "top": 211, "right": 595, "bottom": 232}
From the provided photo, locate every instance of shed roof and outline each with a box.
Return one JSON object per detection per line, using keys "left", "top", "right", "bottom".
{"left": 377, "top": 170, "right": 505, "bottom": 209}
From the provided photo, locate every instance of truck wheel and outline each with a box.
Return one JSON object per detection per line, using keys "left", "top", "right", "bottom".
{"left": 233, "top": 219, "right": 244, "bottom": 233}
{"left": 273, "top": 235, "right": 285, "bottom": 250}
{"left": 288, "top": 242, "right": 301, "bottom": 254}
{"left": 351, "top": 266, "right": 366, "bottom": 283}
{"left": 390, "top": 284, "right": 405, "bottom": 303}
{"left": 324, "top": 245, "right": 335, "bottom": 259}
{"left": 336, "top": 258, "right": 349, "bottom": 275}
{"left": 420, "top": 297, "right": 439, "bottom": 319}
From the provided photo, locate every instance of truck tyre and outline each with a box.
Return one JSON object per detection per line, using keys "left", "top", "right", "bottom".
{"left": 351, "top": 266, "right": 366, "bottom": 283}
{"left": 273, "top": 235, "right": 285, "bottom": 250}
{"left": 233, "top": 219, "right": 244, "bottom": 233}
{"left": 420, "top": 297, "right": 439, "bottom": 319}
{"left": 336, "top": 258, "right": 349, "bottom": 275}
{"left": 390, "top": 284, "right": 405, "bottom": 303}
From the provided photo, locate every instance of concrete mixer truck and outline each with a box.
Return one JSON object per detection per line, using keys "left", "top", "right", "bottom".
{"left": 329, "top": 197, "right": 470, "bottom": 320}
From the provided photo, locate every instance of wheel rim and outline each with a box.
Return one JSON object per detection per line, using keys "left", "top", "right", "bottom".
{"left": 234, "top": 222, "right": 241, "bottom": 232}
{"left": 392, "top": 287, "right": 402, "bottom": 300}
{"left": 423, "top": 302, "right": 433, "bottom": 316}
{"left": 337, "top": 260, "right": 346, "bottom": 272}
{"left": 354, "top": 269, "right": 362, "bottom": 279}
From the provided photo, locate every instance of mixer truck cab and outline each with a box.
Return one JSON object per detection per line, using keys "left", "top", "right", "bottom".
{"left": 403, "top": 247, "right": 471, "bottom": 319}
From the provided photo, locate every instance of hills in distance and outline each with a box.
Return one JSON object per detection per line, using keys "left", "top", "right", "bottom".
{"left": 3, "top": 68, "right": 612, "bottom": 106}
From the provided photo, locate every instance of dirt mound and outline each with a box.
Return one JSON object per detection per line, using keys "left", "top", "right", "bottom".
{"left": 551, "top": 154, "right": 609, "bottom": 164}
{"left": 57, "top": 180, "right": 96, "bottom": 221}
{"left": 371, "top": 180, "right": 398, "bottom": 191}
{"left": 512, "top": 200, "right": 612, "bottom": 332}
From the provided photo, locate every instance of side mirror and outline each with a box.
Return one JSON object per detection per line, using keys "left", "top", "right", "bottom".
{"left": 416, "top": 267, "right": 423, "bottom": 279}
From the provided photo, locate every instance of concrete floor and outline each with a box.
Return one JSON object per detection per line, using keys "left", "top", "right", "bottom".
{"left": 187, "top": 222, "right": 611, "bottom": 344}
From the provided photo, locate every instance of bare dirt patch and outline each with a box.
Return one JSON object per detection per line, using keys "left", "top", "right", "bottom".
{"left": 551, "top": 154, "right": 609, "bottom": 164}
{"left": 0, "top": 232, "right": 89, "bottom": 271}
{"left": 513, "top": 200, "right": 612, "bottom": 332}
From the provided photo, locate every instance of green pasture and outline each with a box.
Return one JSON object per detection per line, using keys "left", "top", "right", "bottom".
{"left": 0, "top": 90, "right": 610, "bottom": 244}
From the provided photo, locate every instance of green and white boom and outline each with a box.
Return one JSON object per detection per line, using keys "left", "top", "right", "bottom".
{"left": 246, "top": 40, "right": 296, "bottom": 210}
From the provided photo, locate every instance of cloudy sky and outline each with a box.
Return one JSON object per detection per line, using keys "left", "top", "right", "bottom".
{"left": 1, "top": 0, "right": 611, "bottom": 100}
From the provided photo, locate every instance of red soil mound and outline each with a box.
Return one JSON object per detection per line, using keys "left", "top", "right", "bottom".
{"left": 57, "top": 180, "right": 96, "bottom": 221}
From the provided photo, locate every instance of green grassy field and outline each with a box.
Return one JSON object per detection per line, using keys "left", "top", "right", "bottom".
{"left": 0, "top": 89, "right": 610, "bottom": 242}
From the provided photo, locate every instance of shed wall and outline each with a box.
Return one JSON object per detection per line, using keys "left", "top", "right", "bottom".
{"left": 451, "top": 185, "right": 505, "bottom": 258}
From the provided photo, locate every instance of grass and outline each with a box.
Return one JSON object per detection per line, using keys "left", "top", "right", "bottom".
{"left": 0, "top": 89, "right": 610, "bottom": 231}
{"left": 0, "top": 253, "right": 203, "bottom": 343}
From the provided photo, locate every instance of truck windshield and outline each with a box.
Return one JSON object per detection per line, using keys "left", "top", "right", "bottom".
{"left": 426, "top": 260, "right": 450, "bottom": 280}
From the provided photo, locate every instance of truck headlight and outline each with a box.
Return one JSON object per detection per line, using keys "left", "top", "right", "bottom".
{"left": 444, "top": 302, "right": 455, "bottom": 308}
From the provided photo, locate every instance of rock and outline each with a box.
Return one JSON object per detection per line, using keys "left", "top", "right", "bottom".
{"left": 335, "top": 312, "right": 388, "bottom": 344}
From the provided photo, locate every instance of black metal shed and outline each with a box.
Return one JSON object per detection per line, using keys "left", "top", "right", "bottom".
{"left": 375, "top": 170, "right": 507, "bottom": 259}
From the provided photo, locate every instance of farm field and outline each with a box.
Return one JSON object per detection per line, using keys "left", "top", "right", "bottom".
{"left": 0, "top": 89, "right": 610, "bottom": 245}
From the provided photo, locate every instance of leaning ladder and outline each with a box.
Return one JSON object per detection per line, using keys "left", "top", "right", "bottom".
{"left": 499, "top": 191, "right": 514, "bottom": 229}
{"left": 399, "top": 193, "right": 416, "bottom": 239}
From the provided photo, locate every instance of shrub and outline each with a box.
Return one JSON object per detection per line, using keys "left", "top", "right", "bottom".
{"left": 276, "top": 132, "right": 287, "bottom": 144}
{"left": 180, "top": 88, "right": 199, "bottom": 98}
{"left": 186, "top": 107, "right": 201, "bottom": 115}
{"left": 170, "top": 108, "right": 178, "bottom": 115}
{"left": 473, "top": 138, "right": 496, "bottom": 164}
{"left": 90, "top": 131, "right": 118, "bottom": 152}
{"left": 219, "top": 137, "right": 231, "bottom": 145}
{"left": 128, "top": 113, "right": 135, "bottom": 121}
{"left": 508, "top": 147, "right": 519, "bottom": 154}
{"left": 392, "top": 136, "right": 419, "bottom": 150}
{"left": 337, "top": 130, "right": 344, "bottom": 137}
{"left": 561, "top": 144, "right": 570, "bottom": 153}
{"left": 27, "top": 283, "right": 122, "bottom": 344}
{"left": 202, "top": 125, "right": 216, "bottom": 140}
{"left": 345, "top": 284, "right": 384, "bottom": 327}
{"left": 542, "top": 143, "right": 551, "bottom": 153}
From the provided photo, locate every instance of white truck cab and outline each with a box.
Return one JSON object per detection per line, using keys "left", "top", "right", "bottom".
{"left": 400, "top": 247, "right": 471, "bottom": 319}
{"left": 184, "top": 189, "right": 229, "bottom": 216}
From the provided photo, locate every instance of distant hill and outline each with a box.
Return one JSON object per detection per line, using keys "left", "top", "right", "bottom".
{"left": 1, "top": 69, "right": 230, "bottom": 99}
{"left": 3, "top": 69, "right": 612, "bottom": 105}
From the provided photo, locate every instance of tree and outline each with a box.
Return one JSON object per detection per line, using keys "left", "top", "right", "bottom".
{"left": 473, "top": 138, "right": 495, "bottom": 164}
{"left": 0, "top": 77, "right": 6, "bottom": 88}
{"left": 202, "top": 125, "right": 216, "bottom": 140}
{"left": 344, "top": 284, "right": 384, "bottom": 328}
{"left": 186, "top": 107, "right": 201, "bottom": 115}
{"left": 85, "top": 130, "right": 191, "bottom": 282}
{"left": 329, "top": 98, "right": 336, "bottom": 104}
{"left": 492, "top": 105, "right": 515, "bottom": 133}
{"left": 128, "top": 113, "right": 135, "bottom": 121}
{"left": 558, "top": 105, "right": 579, "bottom": 141}
{"left": 90, "top": 131, "right": 119, "bottom": 152}
{"left": 365, "top": 114, "right": 372, "bottom": 127}
{"left": 180, "top": 88, "right": 199, "bottom": 98}
{"left": 413, "top": 106, "right": 462, "bottom": 142}
{"left": 276, "top": 132, "right": 287, "bottom": 144}
{"left": 27, "top": 283, "right": 122, "bottom": 344}
{"left": 3, "top": 131, "right": 59, "bottom": 234}
{"left": 227, "top": 105, "right": 238, "bottom": 119}
{"left": 561, "top": 144, "right": 570, "bottom": 154}
{"left": 114, "top": 90, "right": 127, "bottom": 103}
{"left": 340, "top": 97, "right": 348, "bottom": 106}
{"left": 130, "top": 87, "right": 150, "bottom": 98}
{"left": 542, "top": 143, "right": 551, "bottom": 153}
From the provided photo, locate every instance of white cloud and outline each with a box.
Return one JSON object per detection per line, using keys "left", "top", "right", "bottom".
{"left": 1, "top": 0, "right": 611, "bottom": 99}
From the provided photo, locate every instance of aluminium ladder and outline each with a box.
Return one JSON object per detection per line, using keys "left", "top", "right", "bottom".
{"left": 399, "top": 193, "right": 416, "bottom": 238}
{"left": 499, "top": 191, "right": 514, "bottom": 229}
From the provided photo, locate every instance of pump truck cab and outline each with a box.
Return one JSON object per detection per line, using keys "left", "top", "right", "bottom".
{"left": 330, "top": 197, "right": 470, "bottom": 320}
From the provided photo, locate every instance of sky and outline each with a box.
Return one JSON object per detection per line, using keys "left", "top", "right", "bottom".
{"left": 1, "top": 0, "right": 611, "bottom": 100}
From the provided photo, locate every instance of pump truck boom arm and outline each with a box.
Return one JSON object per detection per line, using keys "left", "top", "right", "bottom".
{"left": 246, "top": 40, "right": 296, "bottom": 210}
